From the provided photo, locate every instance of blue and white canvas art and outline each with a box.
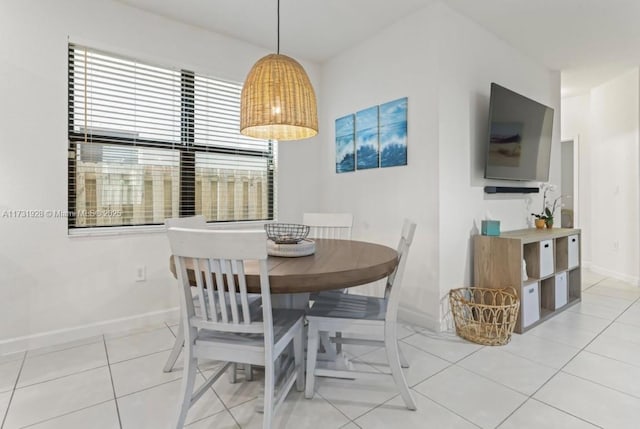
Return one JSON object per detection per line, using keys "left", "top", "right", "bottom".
{"left": 379, "top": 97, "right": 407, "bottom": 167}
{"left": 335, "top": 114, "right": 355, "bottom": 173}
{"left": 356, "top": 106, "right": 379, "bottom": 170}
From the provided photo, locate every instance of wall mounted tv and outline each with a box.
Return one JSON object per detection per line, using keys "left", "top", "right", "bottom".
{"left": 484, "top": 83, "right": 554, "bottom": 182}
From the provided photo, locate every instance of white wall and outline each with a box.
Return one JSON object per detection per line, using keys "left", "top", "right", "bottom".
{"left": 0, "top": 0, "right": 321, "bottom": 349}
{"left": 562, "top": 70, "right": 640, "bottom": 283}
{"left": 435, "top": 5, "right": 561, "bottom": 326}
{"left": 589, "top": 69, "right": 639, "bottom": 282}
{"left": 0, "top": 0, "right": 566, "bottom": 347}
{"left": 320, "top": 1, "right": 560, "bottom": 329}
{"left": 561, "top": 93, "right": 591, "bottom": 263}
{"left": 320, "top": 5, "right": 441, "bottom": 328}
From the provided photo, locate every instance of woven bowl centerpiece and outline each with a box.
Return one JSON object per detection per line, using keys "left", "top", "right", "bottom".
{"left": 264, "top": 223, "right": 315, "bottom": 257}
{"left": 264, "top": 223, "right": 310, "bottom": 244}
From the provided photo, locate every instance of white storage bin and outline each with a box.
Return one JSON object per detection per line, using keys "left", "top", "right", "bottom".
{"left": 522, "top": 283, "right": 540, "bottom": 328}
{"left": 539, "top": 240, "right": 554, "bottom": 277}
{"left": 555, "top": 272, "right": 568, "bottom": 309}
{"left": 568, "top": 235, "right": 580, "bottom": 269}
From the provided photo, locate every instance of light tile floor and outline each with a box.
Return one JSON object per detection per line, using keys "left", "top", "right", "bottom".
{"left": 1, "top": 271, "right": 640, "bottom": 428}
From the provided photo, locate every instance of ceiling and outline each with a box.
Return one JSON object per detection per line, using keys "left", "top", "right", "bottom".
{"left": 118, "top": 0, "right": 640, "bottom": 97}
{"left": 116, "top": 0, "right": 435, "bottom": 63}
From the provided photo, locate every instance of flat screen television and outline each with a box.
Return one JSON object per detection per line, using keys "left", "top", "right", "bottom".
{"left": 484, "top": 83, "right": 554, "bottom": 182}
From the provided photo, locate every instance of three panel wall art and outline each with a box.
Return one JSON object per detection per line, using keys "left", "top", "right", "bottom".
{"left": 335, "top": 97, "right": 407, "bottom": 173}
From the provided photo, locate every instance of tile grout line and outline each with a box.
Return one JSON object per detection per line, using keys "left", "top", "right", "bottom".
{"left": 10, "top": 364, "right": 111, "bottom": 391}
{"left": 339, "top": 421, "right": 361, "bottom": 429}
{"left": 335, "top": 346, "right": 483, "bottom": 428}
{"left": 410, "top": 388, "right": 483, "bottom": 429}
{"left": 219, "top": 366, "right": 355, "bottom": 428}
{"left": 102, "top": 335, "right": 124, "bottom": 429}
{"left": 3, "top": 337, "right": 176, "bottom": 428}
{"left": 104, "top": 324, "right": 173, "bottom": 342}
{"left": 497, "top": 342, "right": 580, "bottom": 371}
{"left": 557, "top": 369, "right": 640, "bottom": 401}
{"left": 299, "top": 328, "right": 440, "bottom": 427}
{"left": 493, "top": 291, "right": 640, "bottom": 428}
{"left": 399, "top": 335, "right": 485, "bottom": 365}
{"left": 16, "top": 400, "right": 116, "bottom": 429}
{"left": 564, "top": 305, "right": 624, "bottom": 321}
{"left": 608, "top": 318, "right": 640, "bottom": 331}
{"left": 0, "top": 351, "right": 26, "bottom": 429}
{"left": 114, "top": 377, "right": 182, "bottom": 401}
{"left": 314, "top": 378, "right": 383, "bottom": 424}
{"left": 3, "top": 284, "right": 633, "bottom": 429}
{"left": 582, "top": 277, "right": 606, "bottom": 291}
{"left": 369, "top": 335, "right": 498, "bottom": 426}
{"left": 165, "top": 321, "right": 179, "bottom": 338}
{"left": 108, "top": 347, "right": 175, "bottom": 367}
{"left": 446, "top": 362, "right": 531, "bottom": 397}
{"left": 196, "top": 366, "right": 244, "bottom": 428}
{"left": 341, "top": 360, "right": 481, "bottom": 427}
{"left": 444, "top": 281, "right": 625, "bottom": 427}
{"left": 579, "top": 348, "right": 640, "bottom": 368}
{"left": 495, "top": 397, "right": 604, "bottom": 429}
{"left": 20, "top": 337, "right": 104, "bottom": 360}
{"left": 556, "top": 292, "right": 640, "bottom": 396}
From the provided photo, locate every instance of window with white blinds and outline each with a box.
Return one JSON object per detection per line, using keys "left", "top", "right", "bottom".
{"left": 68, "top": 44, "right": 276, "bottom": 228}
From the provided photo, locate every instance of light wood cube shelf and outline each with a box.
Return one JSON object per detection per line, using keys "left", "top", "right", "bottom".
{"left": 474, "top": 228, "right": 581, "bottom": 333}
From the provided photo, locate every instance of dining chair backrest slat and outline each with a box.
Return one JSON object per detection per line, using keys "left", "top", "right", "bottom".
{"left": 165, "top": 215, "right": 207, "bottom": 229}
{"left": 384, "top": 219, "right": 417, "bottom": 321}
{"left": 303, "top": 213, "right": 353, "bottom": 240}
{"left": 168, "top": 228, "right": 270, "bottom": 335}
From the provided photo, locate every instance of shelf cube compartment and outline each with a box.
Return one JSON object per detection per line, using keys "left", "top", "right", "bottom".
{"left": 568, "top": 268, "right": 582, "bottom": 301}
{"left": 521, "top": 282, "right": 540, "bottom": 328}
{"left": 539, "top": 239, "right": 554, "bottom": 277}
{"left": 568, "top": 235, "right": 580, "bottom": 269}
{"left": 555, "top": 271, "right": 568, "bottom": 309}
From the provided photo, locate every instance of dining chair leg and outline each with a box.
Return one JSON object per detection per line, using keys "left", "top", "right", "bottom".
{"left": 384, "top": 327, "right": 416, "bottom": 410}
{"left": 175, "top": 354, "right": 198, "bottom": 429}
{"left": 335, "top": 331, "right": 342, "bottom": 354}
{"left": 305, "top": 322, "right": 320, "bottom": 399}
{"left": 319, "top": 332, "right": 337, "bottom": 360}
{"left": 263, "top": 359, "right": 275, "bottom": 429}
{"left": 164, "top": 318, "right": 185, "bottom": 372}
{"left": 227, "top": 363, "right": 237, "bottom": 384}
{"left": 293, "top": 323, "right": 304, "bottom": 392}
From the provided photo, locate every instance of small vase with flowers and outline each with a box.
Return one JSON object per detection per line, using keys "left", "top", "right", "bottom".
{"left": 532, "top": 183, "right": 562, "bottom": 229}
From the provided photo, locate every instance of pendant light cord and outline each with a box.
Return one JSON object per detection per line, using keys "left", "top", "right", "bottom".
{"left": 277, "top": 0, "right": 280, "bottom": 54}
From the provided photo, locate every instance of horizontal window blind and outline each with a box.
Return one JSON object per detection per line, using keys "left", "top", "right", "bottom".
{"left": 68, "top": 44, "right": 275, "bottom": 228}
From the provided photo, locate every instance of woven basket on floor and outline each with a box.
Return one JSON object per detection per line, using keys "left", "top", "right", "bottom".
{"left": 449, "top": 287, "right": 520, "bottom": 346}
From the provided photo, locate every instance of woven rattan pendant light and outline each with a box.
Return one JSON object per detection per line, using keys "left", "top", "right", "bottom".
{"left": 240, "top": 0, "right": 318, "bottom": 141}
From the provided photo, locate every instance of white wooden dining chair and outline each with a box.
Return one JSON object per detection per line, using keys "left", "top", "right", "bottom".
{"left": 168, "top": 228, "right": 305, "bottom": 429}
{"left": 303, "top": 212, "right": 353, "bottom": 240}
{"left": 164, "top": 216, "right": 257, "bottom": 382}
{"left": 303, "top": 212, "right": 353, "bottom": 356}
{"left": 305, "top": 219, "right": 417, "bottom": 411}
{"left": 163, "top": 216, "right": 207, "bottom": 373}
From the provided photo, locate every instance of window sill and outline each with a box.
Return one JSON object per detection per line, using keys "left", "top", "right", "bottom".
{"left": 67, "top": 220, "right": 272, "bottom": 239}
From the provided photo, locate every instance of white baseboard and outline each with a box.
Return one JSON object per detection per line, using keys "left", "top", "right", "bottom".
{"left": 588, "top": 265, "right": 640, "bottom": 287}
{"left": 398, "top": 305, "right": 441, "bottom": 332}
{"left": 0, "top": 307, "right": 180, "bottom": 356}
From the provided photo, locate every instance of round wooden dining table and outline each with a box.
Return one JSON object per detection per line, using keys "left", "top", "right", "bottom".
{"left": 169, "top": 238, "right": 398, "bottom": 295}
